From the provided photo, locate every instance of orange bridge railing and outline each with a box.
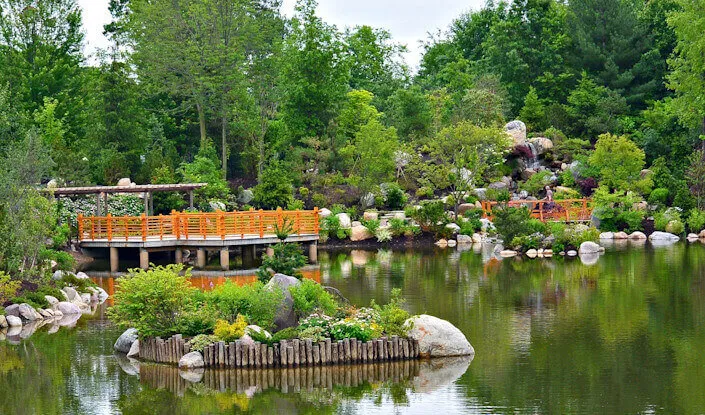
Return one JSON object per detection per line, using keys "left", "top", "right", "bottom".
{"left": 77, "top": 208, "right": 320, "bottom": 241}
{"left": 481, "top": 199, "right": 592, "bottom": 222}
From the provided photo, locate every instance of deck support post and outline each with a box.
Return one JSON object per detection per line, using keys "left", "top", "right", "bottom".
{"left": 309, "top": 242, "right": 318, "bottom": 264}
{"left": 196, "top": 248, "right": 206, "bottom": 269}
{"left": 174, "top": 248, "right": 183, "bottom": 264}
{"left": 139, "top": 249, "right": 149, "bottom": 270}
{"left": 110, "top": 247, "right": 119, "bottom": 273}
{"left": 242, "top": 245, "right": 256, "bottom": 268}
{"left": 220, "top": 248, "right": 229, "bottom": 270}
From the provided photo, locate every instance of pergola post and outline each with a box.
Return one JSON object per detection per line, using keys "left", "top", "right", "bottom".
{"left": 95, "top": 193, "right": 101, "bottom": 216}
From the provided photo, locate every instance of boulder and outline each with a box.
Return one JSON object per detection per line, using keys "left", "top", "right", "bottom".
{"left": 543, "top": 249, "right": 553, "bottom": 257}
{"left": 526, "top": 249, "right": 538, "bottom": 258}
{"left": 56, "top": 301, "right": 81, "bottom": 315}
{"left": 456, "top": 235, "right": 472, "bottom": 244}
{"left": 209, "top": 200, "right": 226, "bottom": 211}
{"left": 6, "top": 315, "right": 22, "bottom": 327}
{"left": 447, "top": 240, "right": 457, "bottom": 247}
{"left": 75, "top": 272, "right": 90, "bottom": 280}
{"left": 578, "top": 241, "right": 601, "bottom": 254}
{"left": 458, "top": 203, "right": 477, "bottom": 215}
{"left": 114, "top": 328, "right": 139, "bottom": 354}
{"left": 237, "top": 189, "right": 254, "bottom": 204}
{"left": 446, "top": 223, "right": 460, "bottom": 234}
{"left": 393, "top": 211, "right": 406, "bottom": 220}
{"left": 488, "top": 181, "right": 508, "bottom": 190}
{"left": 505, "top": 120, "right": 527, "bottom": 146}
{"left": 362, "top": 211, "right": 379, "bottom": 221}
{"left": 336, "top": 213, "right": 352, "bottom": 229}
{"left": 0, "top": 315, "right": 6, "bottom": 328}
{"left": 318, "top": 208, "right": 332, "bottom": 218}
{"left": 699, "top": 230, "right": 705, "bottom": 239}
{"left": 599, "top": 232, "right": 614, "bottom": 240}
{"left": 472, "top": 233, "right": 483, "bottom": 244}
{"left": 435, "top": 239, "right": 448, "bottom": 248}
{"left": 117, "top": 177, "right": 132, "bottom": 187}
{"left": 4, "top": 304, "right": 20, "bottom": 317}
{"left": 614, "top": 231, "right": 629, "bottom": 240}
{"left": 127, "top": 339, "right": 140, "bottom": 358}
{"left": 500, "top": 250, "right": 518, "bottom": 258}
{"left": 62, "top": 287, "right": 81, "bottom": 302}
{"left": 350, "top": 225, "right": 373, "bottom": 242}
{"left": 687, "top": 233, "right": 699, "bottom": 241}
{"left": 52, "top": 270, "right": 71, "bottom": 281}
{"left": 80, "top": 293, "right": 92, "bottom": 304}
{"left": 265, "top": 274, "right": 301, "bottom": 331}
{"left": 16, "top": 304, "right": 41, "bottom": 322}
{"left": 649, "top": 231, "right": 680, "bottom": 242}
{"left": 38, "top": 309, "right": 54, "bottom": 319}
{"left": 480, "top": 218, "right": 494, "bottom": 232}
{"left": 179, "top": 351, "right": 205, "bottom": 369}
{"left": 360, "top": 192, "right": 375, "bottom": 208}
{"left": 529, "top": 137, "right": 553, "bottom": 155}
{"left": 179, "top": 368, "right": 205, "bottom": 383}
{"left": 96, "top": 287, "right": 109, "bottom": 303}
{"left": 407, "top": 315, "right": 474, "bottom": 357}
{"left": 114, "top": 328, "right": 139, "bottom": 353}
{"left": 567, "top": 250, "right": 578, "bottom": 256}
{"left": 45, "top": 295, "right": 59, "bottom": 306}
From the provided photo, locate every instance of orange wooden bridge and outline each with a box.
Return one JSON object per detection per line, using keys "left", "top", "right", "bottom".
{"left": 480, "top": 199, "right": 593, "bottom": 222}
{"left": 78, "top": 208, "right": 320, "bottom": 272}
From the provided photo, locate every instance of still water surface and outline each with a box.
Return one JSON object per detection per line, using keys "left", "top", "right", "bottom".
{"left": 1, "top": 243, "right": 705, "bottom": 414}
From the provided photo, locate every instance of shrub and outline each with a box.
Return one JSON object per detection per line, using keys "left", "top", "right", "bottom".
{"left": 0, "top": 272, "right": 20, "bottom": 304}
{"left": 179, "top": 303, "right": 218, "bottom": 337}
{"left": 187, "top": 334, "right": 219, "bottom": 352}
{"left": 256, "top": 243, "right": 307, "bottom": 282}
{"left": 289, "top": 279, "right": 338, "bottom": 318}
{"left": 271, "top": 327, "right": 300, "bottom": 342}
{"left": 666, "top": 220, "right": 685, "bottom": 235}
{"left": 554, "top": 187, "right": 581, "bottom": 200}
{"left": 492, "top": 206, "right": 533, "bottom": 243}
{"left": 298, "top": 326, "right": 327, "bottom": 342}
{"left": 389, "top": 218, "right": 407, "bottom": 236}
{"left": 415, "top": 186, "right": 434, "bottom": 199}
{"left": 485, "top": 188, "right": 510, "bottom": 202}
{"left": 361, "top": 218, "right": 380, "bottom": 234}
{"left": 329, "top": 318, "right": 381, "bottom": 342}
{"left": 687, "top": 209, "right": 705, "bottom": 233}
{"left": 252, "top": 162, "right": 293, "bottom": 209}
{"left": 371, "top": 289, "right": 412, "bottom": 337}
{"left": 248, "top": 327, "right": 273, "bottom": 344}
{"left": 286, "top": 199, "right": 305, "bottom": 210}
{"left": 207, "top": 281, "right": 283, "bottom": 331}
{"left": 409, "top": 200, "right": 448, "bottom": 234}
{"left": 385, "top": 183, "right": 407, "bottom": 209}
{"left": 298, "top": 313, "right": 335, "bottom": 334}
{"left": 459, "top": 220, "right": 482, "bottom": 236}
{"left": 649, "top": 188, "right": 669, "bottom": 207}
{"left": 11, "top": 292, "right": 50, "bottom": 309}
{"left": 321, "top": 215, "right": 350, "bottom": 240}
{"left": 654, "top": 208, "right": 682, "bottom": 231}
{"left": 108, "top": 265, "right": 195, "bottom": 338}
{"left": 214, "top": 315, "right": 248, "bottom": 342}
{"left": 592, "top": 187, "right": 645, "bottom": 232}
{"left": 527, "top": 218, "right": 548, "bottom": 235}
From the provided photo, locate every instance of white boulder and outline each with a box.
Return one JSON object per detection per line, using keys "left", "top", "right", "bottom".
{"left": 127, "top": 339, "right": 140, "bottom": 358}
{"left": 336, "top": 213, "right": 352, "bottom": 229}
{"left": 599, "top": 232, "right": 614, "bottom": 240}
{"left": 500, "top": 250, "right": 518, "bottom": 258}
{"left": 447, "top": 240, "right": 457, "bottom": 247}
{"left": 649, "top": 231, "right": 680, "bottom": 242}
{"left": 362, "top": 211, "right": 379, "bottom": 221}
{"left": 578, "top": 241, "right": 601, "bottom": 254}
{"left": 117, "top": 177, "right": 132, "bottom": 187}
{"left": 350, "top": 225, "right": 373, "bottom": 242}
{"left": 407, "top": 315, "right": 474, "bottom": 357}
{"left": 179, "top": 351, "right": 205, "bottom": 369}
{"left": 629, "top": 231, "right": 647, "bottom": 240}
{"left": 505, "top": 120, "right": 527, "bottom": 146}
{"left": 56, "top": 302, "right": 81, "bottom": 315}
{"left": 456, "top": 235, "right": 472, "bottom": 244}
{"left": 318, "top": 208, "right": 332, "bottom": 218}
{"left": 525, "top": 249, "right": 538, "bottom": 258}
{"left": 445, "top": 223, "right": 461, "bottom": 234}
{"left": 6, "top": 315, "right": 22, "bottom": 327}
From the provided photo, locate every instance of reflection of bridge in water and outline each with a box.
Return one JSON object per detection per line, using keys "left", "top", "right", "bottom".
{"left": 126, "top": 356, "right": 472, "bottom": 397}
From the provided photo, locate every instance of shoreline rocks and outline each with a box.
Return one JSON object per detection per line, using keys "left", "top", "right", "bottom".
{"left": 407, "top": 314, "right": 475, "bottom": 358}
{"left": 114, "top": 328, "right": 139, "bottom": 354}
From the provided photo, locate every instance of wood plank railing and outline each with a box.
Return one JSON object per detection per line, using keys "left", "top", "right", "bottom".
{"left": 481, "top": 199, "right": 592, "bottom": 222}
{"left": 77, "top": 208, "right": 320, "bottom": 241}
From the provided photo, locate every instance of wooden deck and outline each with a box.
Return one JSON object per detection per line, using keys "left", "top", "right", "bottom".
{"left": 77, "top": 208, "right": 320, "bottom": 271}
{"left": 481, "top": 199, "right": 592, "bottom": 222}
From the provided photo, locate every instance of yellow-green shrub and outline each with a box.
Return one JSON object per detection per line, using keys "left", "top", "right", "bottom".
{"left": 214, "top": 315, "right": 247, "bottom": 342}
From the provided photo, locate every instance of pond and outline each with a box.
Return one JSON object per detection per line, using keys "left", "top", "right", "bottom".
{"left": 1, "top": 243, "right": 705, "bottom": 414}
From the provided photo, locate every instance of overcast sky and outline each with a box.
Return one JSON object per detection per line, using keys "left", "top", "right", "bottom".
{"left": 77, "top": 0, "right": 485, "bottom": 70}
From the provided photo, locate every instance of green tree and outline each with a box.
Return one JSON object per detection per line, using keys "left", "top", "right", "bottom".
{"left": 520, "top": 86, "right": 547, "bottom": 132}
{"left": 566, "top": 73, "right": 628, "bottom": 138}
{"left": 252, "top": 162, "right": 294, "bottom": 209}
{"left": 341, "top": 119, "right": 399, "bottom": 192}
{"left": 385, "top": 86, "right": 432, "bottom": 140}
{"left": 686, "top": 150, "right": 705, "bottom": 210}
{"left": 428, "top": 121, "right": 512, "bottom": 215}
{"left": 589, "top": 133, "right": 646, "bottom": 191}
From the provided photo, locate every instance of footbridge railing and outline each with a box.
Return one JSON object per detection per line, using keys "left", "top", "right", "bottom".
{"left": 77, "top": 208, "right": 320, "bottom": 242}
{"left": 481, "top": 199, "right": 592, "bottom": 222}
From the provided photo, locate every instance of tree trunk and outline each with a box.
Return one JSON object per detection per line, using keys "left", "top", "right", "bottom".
{"left": 222, "top": 115, "right": 227, "bottom": 180}
{"left": 197, "top": 102, "right": 207, "bottom": 147}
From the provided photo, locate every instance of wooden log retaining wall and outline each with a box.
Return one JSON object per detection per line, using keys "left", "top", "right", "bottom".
{"left": 139, "top": 335, "right": 421, "bottom": 367}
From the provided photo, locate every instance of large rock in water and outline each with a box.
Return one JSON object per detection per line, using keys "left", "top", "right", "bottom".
{"left": 649, "top": 231, "right": 680, "bottom": 242}
{"left": 56, "top": 302, "right": 81, "bottom": 315}
{"left": 0, "top": 315, "right": 7, "bottom": 328}
{"left": 18, "top": 303, "right": 42, "bottom": 322}
{"left": 265, "top": 274, "right": 301, "bottom": 331}
{"left": 407, "top": 315, "right": 475, "bottom": 357}
{"left": 578, "top": 241, "right": 601, "bottom": 254}
{"left": 505, "top": 120, "right": 527, "bottom": 146}
{"left": 114, "top": 328, "right": 139, "bottom": 353}
{"left": 179, "top": 351, "right": 205, "bottom": 369}
{"left": 6, "top": 315, "right": 22, "bottom": 327}
{"left": 127, "top": 339, "right": 140, "bottom": 358}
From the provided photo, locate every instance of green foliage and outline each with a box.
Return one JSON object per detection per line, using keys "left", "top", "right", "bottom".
{"left": 649, "top": 188, "right": 670, "bottom": 207}
{"left": 178, "top": 141, "right": 230, "bottom": 209}
{"left": 206, "top": 281, "right": 283, "bottom": 331}
{"left": 329, "top": 316, "right": 380, "bottom": 341}
{"left": 492, "top": 206, "right": 534, "bottom": 243}
{"left": 408, "top": 200, "right": 448, "bottom": 234}
{"left": 384, "top": 183, "right": 407, "bottom": 209}
{"left": 289, "top": 279, "right": 338, "bottom": 318}
{"left": 107, "top": 264, "right": 195, "bottom": 338}
{"left": 0, "top": 272, "right": 20, "bottom": 304}
{"left": 687, "top": 209, "right": 705, "bottom": 233}
{"left": 654, "top": 208, "right": 683, "bottom": 232}
{"left": 371, "top": 288, "right": 412, "bottom": 337}
{"left": 256, "top": 242, "right": 307, "bottom": 282}
{"left": 666, "top": 219, "right": 685, "bottom": 235}
{"left": 186, "top": 334, "right": 220, "bottom": 353}
{"left": 271, "top": 327, "right": 300, "bottom": 342}
{"left": 520, "top": 171, "right": 554, "bottom": 196}
{"left": 485, "top": 188, "right": 511, "bottom": 202}
{"left": 592, "top": 187, "right": 646, "bottom": 232}
{"left": 12, "top": 291, "right": 50, "bottom": 309}
{"left": 252, "top": 162, "right": 294, "bottom": 210}
{"left": 179, "top": 303, "right": 218, "bottom": 337}
{"left": 213, "top": 315, "right": 248, "bottom": 342}
{"left": 375, "top": 228, "right": 393, "bottom": 242}
{"left": 460, "top": 219, "right": 482, "bottom": 236}
{"left": 57, "top": 273, "right": 96, "bottom": 293}
{"left": 298, "top": 326, "right": 327, "bottom": 342}
{"left": 361, "top": 218, "right": 381, "bottom": 234}
{"left": 590, "top": 134, "right": 647, "bottom": 192}
{"left": 553, "top": 138, "right": 591, "bottom": 163}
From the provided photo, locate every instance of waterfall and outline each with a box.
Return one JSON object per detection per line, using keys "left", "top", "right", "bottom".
{"left": 526, "top": 142, "right": 541, "bottom": 170}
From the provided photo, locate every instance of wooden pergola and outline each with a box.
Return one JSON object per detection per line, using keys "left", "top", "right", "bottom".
{"left": 45, "top": 183, "right": 208, "bottom": 216}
